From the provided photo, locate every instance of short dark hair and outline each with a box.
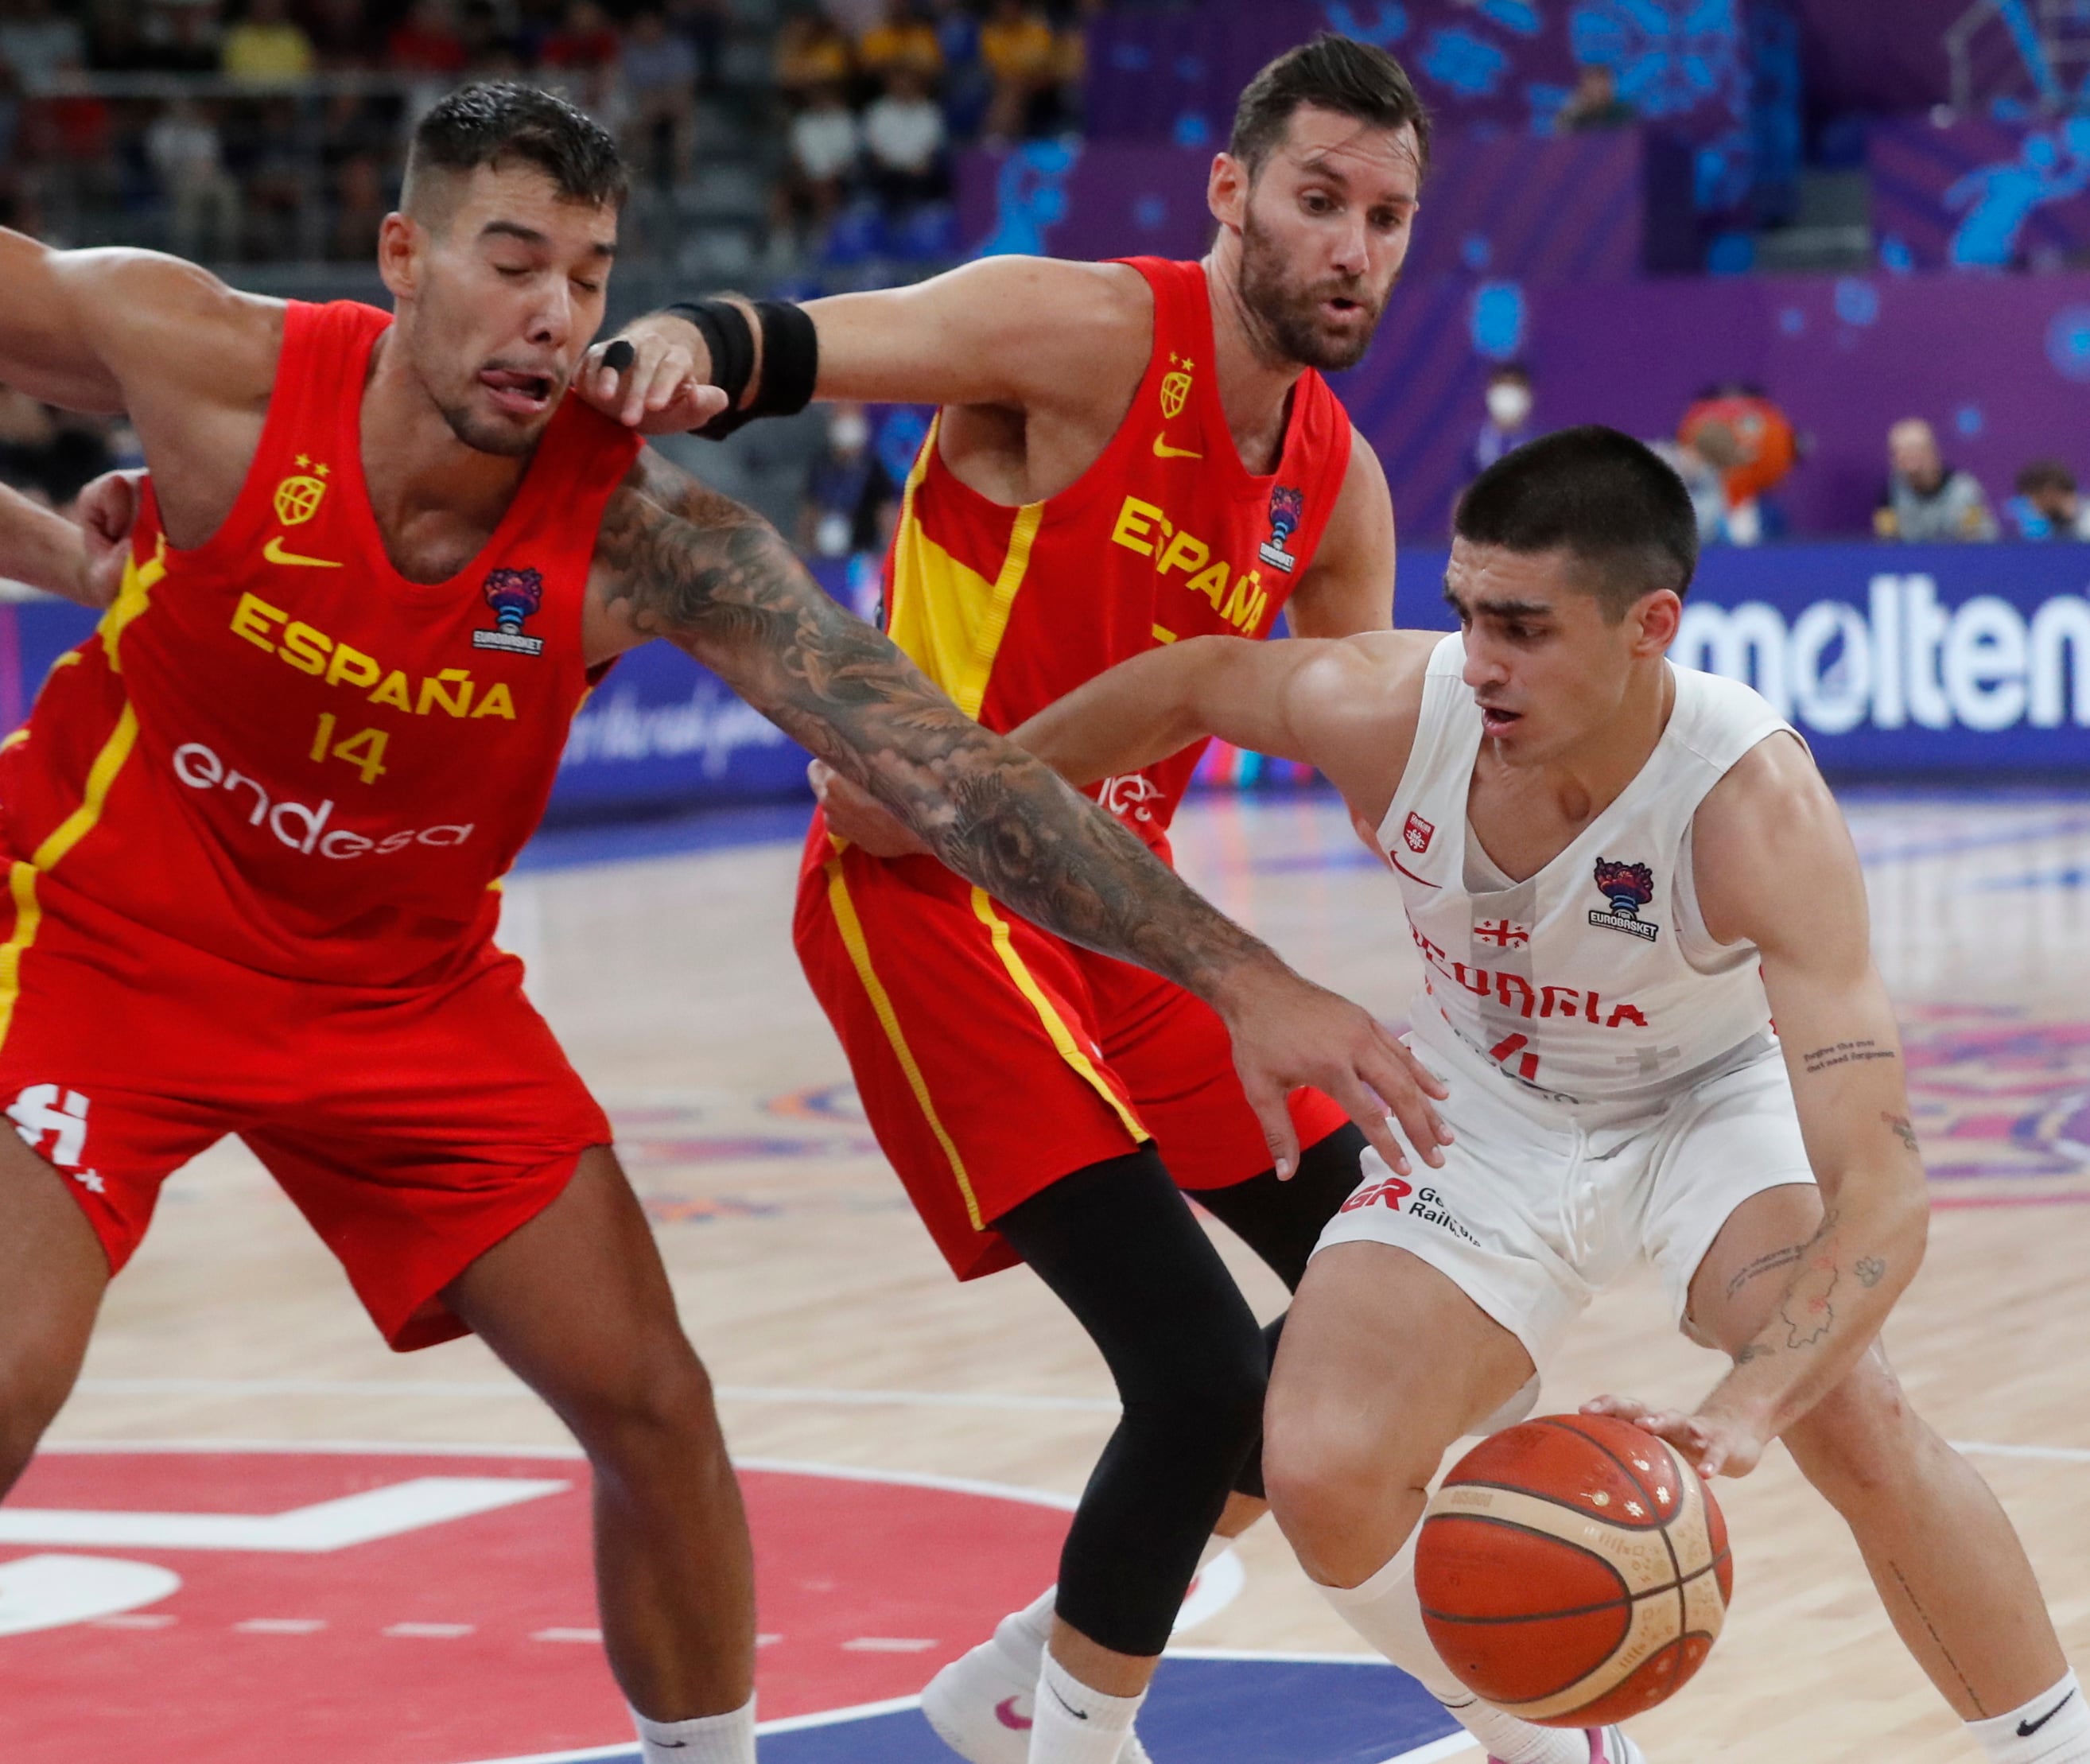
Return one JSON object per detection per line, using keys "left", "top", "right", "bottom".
{"left": 1230, "top": 35, "right": 1431, "bottom": 177}
{"left": 1455, "top": 425, "right": 1699, "bottom": 619}
{"left": 2016, "top": 458, "right": 2077, "bottom": 496}
{"left": 404, "top": 81, "right": 627, "bottom": 216}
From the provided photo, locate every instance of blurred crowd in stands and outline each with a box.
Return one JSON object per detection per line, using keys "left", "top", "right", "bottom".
{"left": 0, "top": 0, "right": 1089, "bottom": 268}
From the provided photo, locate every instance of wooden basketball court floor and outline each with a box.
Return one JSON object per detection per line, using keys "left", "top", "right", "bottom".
{"left": 17, "top": 784, "right": 2090, "bottom": 1764}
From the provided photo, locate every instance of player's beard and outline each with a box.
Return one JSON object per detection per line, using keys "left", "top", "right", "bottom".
{"left": 1237, "top": 207, "right": 1389, "bottom": 372}
{"left": 434, "top": 386, "right": 555, "bottom": 458}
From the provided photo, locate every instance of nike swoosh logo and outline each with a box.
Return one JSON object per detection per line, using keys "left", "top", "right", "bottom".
{"left": 2020, "top": 1688, "right": 2076, "bottom": 1737}
{"left": 1152, "top": 434, "right": 1202, "bottom": 460}
{"left": 264, "top": 535, "right": 343, "bottom": 569}
{"left": 1046, "top": 1684, "right": 1089, "bottom": 1720}
{"left": 994, "top": 1696, "right": 1033, "bottom": 1731}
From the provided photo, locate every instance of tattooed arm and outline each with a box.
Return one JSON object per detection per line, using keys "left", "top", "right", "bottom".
{"left": 584, "top": 445, "right": 1451, "bottom": 1177}
{"left": 1590, "top": 732, "right": 1929, "bottom": 1475}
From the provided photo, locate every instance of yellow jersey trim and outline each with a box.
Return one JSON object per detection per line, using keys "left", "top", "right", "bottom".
{"left": 824, "top": 856, "right": 985, "bottom": 1231}
{"left": 969, "top": 887, "right": 1148, "bottom": 1146}
{"left": 96, "top": 538, "right": 168, "bottom": 674}
{"left": 0, "top": 701, "right": 141, "bottom": 1051}
{"left": 884, "top": 417, "right": 1047, "bottom": 720}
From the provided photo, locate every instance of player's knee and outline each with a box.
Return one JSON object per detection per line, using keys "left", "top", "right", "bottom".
{"left": 561, "top": 1336, "right": 722, "bottom": 1462}
{"left": 1123, "top": 1323, "right": 1268, "bottom": 1484}
{"left": 1263, "top": 1412, "right": 1428, "bottom": 1568}
{"left": 1785, "top": 1350, "right": 1919, "bottom": 1508}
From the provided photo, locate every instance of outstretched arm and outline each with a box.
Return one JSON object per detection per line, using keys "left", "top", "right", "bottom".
{"left": 0, "top": 481, "right": 90, "bottom": 604}
{"left": 588, "top": 448, "right": 1450, "bottom": 1176}
{"left": 1588, "top": 734, "right": 1929, "bottom": 1475}
{"left": 571, "top": 256, "right": 1147, "bottom": 431}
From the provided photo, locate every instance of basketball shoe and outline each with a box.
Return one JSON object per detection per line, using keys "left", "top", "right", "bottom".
{"left": 920, "top": 1613, "right": 1154, "bottom": 1764}
{"left": 1489, "top": 1727, "right": 1645, "bottom": 1764}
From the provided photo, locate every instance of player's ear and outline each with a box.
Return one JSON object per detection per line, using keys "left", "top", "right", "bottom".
{"left": 1628, "top": 589, "right": 1683, "bottom": 657}
{"left": 1208, "top": 152, "right": 1249, "bottom": 231}
{"left": 376, "top": 212, "right": 422, "bottom": 301}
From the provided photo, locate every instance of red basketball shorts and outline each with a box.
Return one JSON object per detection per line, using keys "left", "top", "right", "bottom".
{"left": 794, "top": 833, "right": 1349, "bottom": 1280}
{"left": 0, "top": 871, "right": 611, "bottom": 1350}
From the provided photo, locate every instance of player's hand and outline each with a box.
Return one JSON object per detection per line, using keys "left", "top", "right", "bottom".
{"left": 577, "top": 324, "right": 732, "bottom": 433}
{"left": 1215, "top": 960, "right": 1451, "bottom": 1181}
{"left": 1580, "top": 1393, "right": 1770, "bottom": 1479}
{"left": 74, "top": 468, "right": 142, "bottom": 609}
{"left": 809, "top": 760, "right": 930, "bottom": 857}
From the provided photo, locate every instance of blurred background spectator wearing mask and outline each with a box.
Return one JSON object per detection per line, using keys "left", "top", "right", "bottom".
{"left": 1470, "top": 363, "right": 1534, "bottom": 479}
{"left": 1877, "top": 417, "right": 1999, "bottom": 542}
{"left": 800, "top": 403, "right": 897, "bottom": 561}
{"left": 2009, "top": 460, "right": 2090, "bottom": 540}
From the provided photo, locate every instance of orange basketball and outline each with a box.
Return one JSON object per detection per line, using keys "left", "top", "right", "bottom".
{"left": 1416, "top": 1413, "right": 1732, "bottom": 1728}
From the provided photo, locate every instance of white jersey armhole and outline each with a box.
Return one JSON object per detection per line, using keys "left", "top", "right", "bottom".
{"left": 1672, "top": 724, "right": 1808, "bottom": 973}
{"left": 1373, "top": 633, "right": 1466, "bottom": 851}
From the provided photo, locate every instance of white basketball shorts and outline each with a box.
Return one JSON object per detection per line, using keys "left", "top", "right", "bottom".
{"left": 1314, "top": 1012, "right": 1817, "bottom": 1371}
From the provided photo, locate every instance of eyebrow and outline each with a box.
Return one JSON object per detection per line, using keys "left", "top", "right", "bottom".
{"left": 1443, "top": 585, "right": 1555, "bottom": 619}
{"left": 480, "top": 220, "right": 616, "bottom": 259}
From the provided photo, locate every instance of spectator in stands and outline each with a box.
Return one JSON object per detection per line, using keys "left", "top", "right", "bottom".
{"left": 328, "top": 150, "right": 388, "bottom": 262}
{"left": 926, "top": 0, "right": 988, "bottom": 140}
{"left": 542, "top": 0, "right": 625, "bottom": 117}
{"left": 232, "top": 95, "right": 324, "bottom": 259}
{"left": 1556, "top": 61, "right": 1634, "bottom": 132}
{"left": 85, "top": 2, "right": 156, "bottom": 72}
{"left": 864, "top": 64, "right": 947, "bottom": 212}
{"left": 623, "top": 4, "right": 699, "bottom": 186}
{"left": 1877, "top": 417, "right": 1998, "bottom": 542}
{"left": 2011, "top": 460, "right": 2090, "bottom": 539}
{"left": 980, "top": 0, "right": 1062, "bottom": 142}
{"left": 1470, "top": 363, "right": 1534, "bottom": 479}
{"left": 387, "top": 0, "right": 469, "bottom": 77}
{"left": 303, "top": 0, "right": 382, "bottom": 69}
{"left": 458, "top": 0, "right": 519, "bottom": 75}
{"left": 222, "top": 0, "right": 317, "bottom": 84}
{"left": 799, "top": 402, "right": 897, "bottom": 559}
{"left": 0, "top": 0, "right": 85, "bottom": 86}
{"left": 777, "top": 78, "right": 860, "bottom": 245}
{"left": 775, "top": 12, "right": 853, "bottom": 102}
{"left": 0, "top": 51, "right": 19, "bottom": 168}
{"left": 859, "top": 0, "right": 942, "bottom": 87}
{"left": 146, "top": 96, "right": 241, "bottom": 260}
{"left": 667, "top": 0, "right": 726, "bottom": 93}
{"left": 0, "top": 387, "right": 116, "bottom": 511}
{"left": 139, "top": 0, "right": 223, "bottom": 76}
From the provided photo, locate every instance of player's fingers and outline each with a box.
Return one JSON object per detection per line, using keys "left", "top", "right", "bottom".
{"left": 592, "top": 337, "right": 635, "bottom": 407}
{"left": 621, "top": 344, "right": 659, "bottom": 426}
{"left": 1354, "top": 1044, "right": 1445, "bottom": 1167}
{"left": 1327, "top": 1075, "right": 1411, "bottom": 1178}
{"left": 1243, "top": 1075, "right": 1300, "bottom": 1181}
{"left": 1580, "top": 1393, "right": 1651, "bottom": 1421}
{"left": 1389, "top": 1034, "right": 1452, "bottom": 1108}
{"left": 686, "top": 383, "right": 731, "bottom": 424}
{"left": 807, "top": 758, "right": 835, "bottom": 802}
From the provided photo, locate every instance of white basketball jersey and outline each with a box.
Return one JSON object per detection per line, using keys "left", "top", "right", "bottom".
{"left": 1377, "top": 635, "right": 1797, "bottom": 1105}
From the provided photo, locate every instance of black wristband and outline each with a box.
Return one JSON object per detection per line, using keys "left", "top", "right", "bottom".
{"left": 666, "top": 298, "right": 756, "bottom": 430}
{"left": 747, "top": 300, "right": 819, "bottom": 420}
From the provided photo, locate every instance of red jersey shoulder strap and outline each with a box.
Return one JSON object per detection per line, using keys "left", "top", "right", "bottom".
{"left": 175, "top": 300, "right": 390, "bottom": 570}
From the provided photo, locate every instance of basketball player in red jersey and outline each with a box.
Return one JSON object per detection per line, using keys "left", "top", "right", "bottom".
{"left": 581, "top": 38, "right": 1431, "bottom": 1764}
{"left": 0, "top": 84, "right": 1442, "bottom": 1764}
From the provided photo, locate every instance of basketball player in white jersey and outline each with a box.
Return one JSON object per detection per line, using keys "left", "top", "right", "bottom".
{"left": 999, "top": 427, "right": 2087, "bottom": 1764}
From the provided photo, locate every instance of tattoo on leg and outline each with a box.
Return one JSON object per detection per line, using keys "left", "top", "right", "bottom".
{"left": 1855, "top": 1256, "right": 1886, "bottom": 1288}
{"left": 1889, "top": 1560, "right": 1983, "bottom": 1716}
{"left": 1882, "top": 1113, "right": 1920, "bottom": 1155}
{"left": 1725, "top": 1244, "right": 1804, "bottom": 1298}
{"left": 1800, "top": 1039, "right": 1899, "bottom": 1076}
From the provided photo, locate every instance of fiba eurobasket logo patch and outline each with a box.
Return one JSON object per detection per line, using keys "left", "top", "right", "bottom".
{"left": 474, "top": 567, "right": 547, "bottom": 657}
{"left": 1258, "top": 485, "right": 1303, "bottom": 573}
{"left": 1589, "top": 857, "right": 1660, "bottom": 942}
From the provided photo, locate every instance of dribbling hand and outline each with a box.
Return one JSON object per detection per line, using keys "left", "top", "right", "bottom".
{"left": 1580, "top": 1393, "right": 1770, "bottom": 1479}
{"left": 577, "top": 328, "right": 732, "bottom": 433}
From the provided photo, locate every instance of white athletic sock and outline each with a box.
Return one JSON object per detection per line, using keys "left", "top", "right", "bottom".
{"left": 997, "top": 1584, "right": 1058, "bottom": 1663}
{"left": 1971, "top": 1673, "right": 2090, "bottom": 1764}
{"left": 1028, "top": 1651, "right": 1144, "bottom": 1764}
{"left": 1315, "top": 1533, "right": 1587, "bottom": 1764}
{"left": 631, "top": 1696, "right": 756, "bottom": 1764}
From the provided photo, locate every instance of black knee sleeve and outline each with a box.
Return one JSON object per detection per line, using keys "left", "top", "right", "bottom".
{"left": 997, "top": 1148, "right": 1270, "bottom": 1657}
{"left": 1193, "top": 1125, "right": 1369, "bottom": 1500}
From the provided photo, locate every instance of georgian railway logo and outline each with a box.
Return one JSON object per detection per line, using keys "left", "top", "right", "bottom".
{"left": 475, "top": 567, "right": 548, "bottom": 657}
{"left": 1589, "top": 857, "right": 1659, "bottom": 942}
{"left": 272, "top": 455, "right": 330, "bottom": 526}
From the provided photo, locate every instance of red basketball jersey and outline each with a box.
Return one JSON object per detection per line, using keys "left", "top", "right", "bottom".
{"left": 0, "top": 300, "right": 641, "bottom": 985}
{"left": 877, "top": 254, "right": 1354, "bottom": 850}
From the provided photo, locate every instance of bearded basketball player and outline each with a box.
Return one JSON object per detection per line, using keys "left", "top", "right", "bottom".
{"left": 580, "top": 37, "right": 1434, "bottom": 1764}
{"left": 0, "top": 84, "right": 1437, "bottom": 1764}
{"left": 1002, "top": 427, "right": 2089, "bottom": 1764}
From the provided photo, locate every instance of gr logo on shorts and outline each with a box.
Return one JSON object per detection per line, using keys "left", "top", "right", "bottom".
{"left": 8, "top": 1083, "right": 104, "bottom": 1193}
{"left": 1338, "top": 1172, "right": 1481, "bottom": 1244}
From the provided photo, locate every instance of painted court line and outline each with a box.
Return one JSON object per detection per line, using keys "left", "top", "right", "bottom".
{"left": 72, "top": 1377, "right": 1121, "bottom": 1414}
